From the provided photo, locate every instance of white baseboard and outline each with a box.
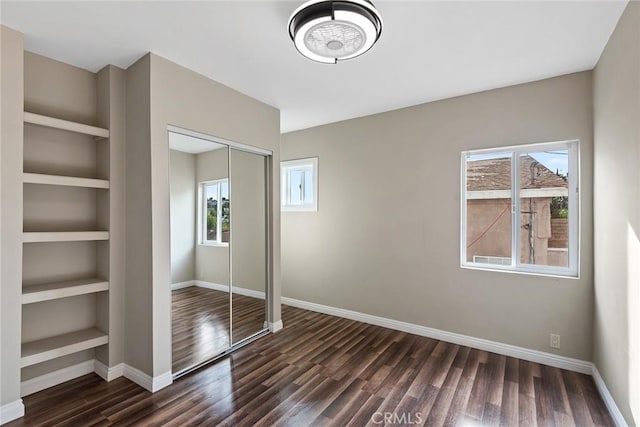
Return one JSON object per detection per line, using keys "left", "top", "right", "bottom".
{"left": 194, "top": 280, "right": 266, "bottom": 300}
{"left": 20, "top": 359, "right": 127, "bottom": 399}
{"left": 93, "top": 361, "right": 124, "bottom": 382}
{"left": 19, "top": 358, "right": 172, "bottom": 397}
{"left": 0, "top": 400, "right": 24, "bottom": 425}
{"left": 123, "top": 365, "right": 172, "bottom": 392}
{"left": 122, "top": 364, "right": 153, "bottom": 391}
{"left": 591, "top": 365, "right": 629, "bottom": 427}
{"left": 20, "top": 359, "right": 95, "bottom": 397}
{"left": 193, "top": 280, "right": 227, "bottom": 292}
{"left": 268, "top": 319, "right": 283, "bottom": 332}
{"left": 281, "top": 296, "right": 593, "bottom": 375}
{"left": 171, "top": 280, "right": 195, "bottom": 290}
{"left": 151, "top": 371, "right": 173, "bottom": 392}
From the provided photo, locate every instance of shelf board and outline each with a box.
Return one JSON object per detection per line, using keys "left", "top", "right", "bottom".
{"left": 22, "top": 278, "right": 109, "bottom": 305}
{"left": 24, "top": 112, "right": 109, "bottom": 138}
{"left": 21, "top": 328, "right": 108, "bottom": 368}
{"left": 23, "top": 173, "right": 109, "bottom": 189}
{"left": 23, "top": 231, "right": 109, "bottom": 243}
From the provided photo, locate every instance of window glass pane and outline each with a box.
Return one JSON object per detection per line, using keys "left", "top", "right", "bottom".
{"left": 220, "top": 181, "right": 230, "bottom": 243}
{"left": 465, "top": 152, "right": 513, "bottom": 265}
{"left": 281, "top": 158, "right": 318, "bottom": 211}
{"left": 289, "top": 169, "right": 304, "bottom": 205}
{"left": 303, "top": 169, "right": 313, "bottom": 204}
{"left": 205, "top": 184, "right": 218, "bottom": 242}
{"left": 518, "top": 150, "right": 569, "bottom": 267}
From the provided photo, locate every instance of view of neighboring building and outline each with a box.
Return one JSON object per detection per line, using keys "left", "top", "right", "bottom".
{"left": 466, "top": 155, "right": 569, "bottom": 267}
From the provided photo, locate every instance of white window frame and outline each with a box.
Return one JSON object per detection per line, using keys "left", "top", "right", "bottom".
{"left": 198, "top": 178, "right": 229, "bottom": 246}
{"left": 281, "top": 157, "right": 318, "bottom": 212}
{"left": 461, "top": 140, "right": 579, "bottom": 278}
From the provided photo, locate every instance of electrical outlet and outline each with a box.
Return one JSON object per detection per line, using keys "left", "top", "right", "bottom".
{"left": 550, "top": 333, "right": 561, "bottom": 349}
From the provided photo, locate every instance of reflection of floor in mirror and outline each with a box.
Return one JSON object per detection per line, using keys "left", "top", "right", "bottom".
{"left": 172, "top": 286, "right": 266, "bottom": 373}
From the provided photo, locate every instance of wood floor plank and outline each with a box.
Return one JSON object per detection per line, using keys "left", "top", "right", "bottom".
{"left": 424, "top": 367, "right": 461, "bottom": 425}
{"left": 345, "top": 394, "right": 385, "bottom": 427}
{"left": 500, "top": 380, "right": 520, "bottom": 426}
{"left": 562, "top": 370, "right": 596, "bottom": 426}
{"left": 9, "top": 304, "right": 615, "bottom": 427}
{"left": 534, "top": 375, "right": 556, "bottom": 426}
{"left": 519, "top": 360, "right": 539, "bottom": 426}
{"left": 467, "top": 362, "right": 491, "bottom": 421}
{"left": 444, "top": 374, "right": 475, "bottom": 425}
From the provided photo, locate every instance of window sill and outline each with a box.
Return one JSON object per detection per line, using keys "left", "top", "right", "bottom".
{"left": 281, "top": 205, "right": 317, "bottom": 212}
{"left": 460, "top": 263, "right": 579, "bottom": 280}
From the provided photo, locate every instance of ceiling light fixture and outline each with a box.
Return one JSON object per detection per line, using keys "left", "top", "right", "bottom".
{"left": 288, "top": 0, "right": 383, "bottom": 64}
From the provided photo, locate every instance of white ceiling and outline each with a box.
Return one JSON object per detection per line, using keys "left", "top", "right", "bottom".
{"left": 0, "top": 1, "right": 627, "bottom": 133}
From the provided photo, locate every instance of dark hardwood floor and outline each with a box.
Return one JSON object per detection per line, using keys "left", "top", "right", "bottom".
{"left": 10, "top": 304, "right": 614, "bottom": 426}
{"left": 172, "top": 286, "right": 266, "bottom": 373}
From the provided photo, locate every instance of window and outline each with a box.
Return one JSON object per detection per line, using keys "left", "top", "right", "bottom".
{"left": 200, "top": 179, "right": 230, "bottom": 245}
{"left": 461, "top": 140, "right": 579, "bottom": 277}
{"left": 281, "top": 157, "right": 318, "bottom": 212}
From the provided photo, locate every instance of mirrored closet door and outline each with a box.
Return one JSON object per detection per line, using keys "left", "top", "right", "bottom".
{"left": 168, "top": 130, "right": 269, "bottom": 376}
{"left": 230, "top": 149, "right": 268, "bottom": 344}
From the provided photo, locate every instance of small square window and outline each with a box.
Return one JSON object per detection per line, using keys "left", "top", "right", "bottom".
{"left": 281, "top": 157, "right": 318, "bottom": 212}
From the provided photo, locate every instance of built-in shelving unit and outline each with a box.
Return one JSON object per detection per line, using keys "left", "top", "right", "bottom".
{"left": 21, "top": 106, "right": 111, "bottom": 395}
{"left": 21, "top": 328, "right": 109, "bottom": 368}
{"left": 22, "top": 278, "right": 109, "bottom": 304}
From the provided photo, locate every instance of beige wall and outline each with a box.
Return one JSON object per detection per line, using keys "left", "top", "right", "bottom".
{"left": 149, "top": 54, "right": 280, "bottom": 376}
{"left": 169, "top": 149, "right": 196, "bottom": 284}
{"left": 196, "top": 147, "right": 228, "bottom": 182}
{"left": 281, "top": 71, "right": 594, "bottom": 360}
{"left": 124, "top": 54, "right": 154, "bottom": 374}
{"left": 125, "top": 53, "right": 280, "bottom": 378}
{"left": 0, "top": 25, "right": 24, "bottom": 410}
{"left": 593, "top": 2, "right": 640, "bottom": 425}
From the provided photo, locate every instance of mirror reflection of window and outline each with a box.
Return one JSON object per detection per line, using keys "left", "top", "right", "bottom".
{"left": 205, "top": 183, "right": 218, "bottom": 242}
{"left": 202, "top": 179, "right": 230, "bottom": 245}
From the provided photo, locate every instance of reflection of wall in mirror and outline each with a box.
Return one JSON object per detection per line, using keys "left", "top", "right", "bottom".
{"left": 230, "top": 150, "right": 267, "bottom": 294}
{"left": 169, "top": 149, "right": 196, "bottom": 284}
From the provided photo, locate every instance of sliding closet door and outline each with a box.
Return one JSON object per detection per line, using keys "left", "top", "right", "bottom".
{"left": 169, "top": 132, "right": 232, "bottom": 374}
{"left": 229, "top": 148, "right": 267, "bottom": 344}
